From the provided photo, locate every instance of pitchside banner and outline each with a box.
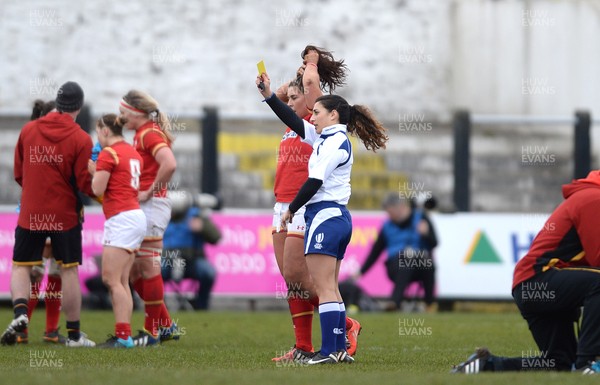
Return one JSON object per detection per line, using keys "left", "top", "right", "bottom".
{"left": 0, "top": 210, "right": 548, "bottom": 300}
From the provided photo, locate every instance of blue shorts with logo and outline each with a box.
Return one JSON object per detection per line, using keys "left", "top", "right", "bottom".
{"left": 303, "top": 201, "right": 352, "bottom": 260}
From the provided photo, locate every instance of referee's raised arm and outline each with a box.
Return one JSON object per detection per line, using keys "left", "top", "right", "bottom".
{"left": 256, "top": 72, "right": 308, "bottom": 139}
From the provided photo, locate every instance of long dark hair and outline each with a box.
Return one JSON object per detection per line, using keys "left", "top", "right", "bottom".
{"left": 315, "top": 95, "right": 388, "bottom": 152}
{"left": 301, "top": 45, "right": 348, "bottom": 92}
{"left": 30, "top": 100, "right": 56, "bottom": 120}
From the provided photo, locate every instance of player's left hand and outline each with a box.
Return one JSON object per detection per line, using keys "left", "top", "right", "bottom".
{"left": 280, "top": 209, "right": 293, "bottom": 230}
{"left": 138, "top": 189, "right": 152, "bottom": 203}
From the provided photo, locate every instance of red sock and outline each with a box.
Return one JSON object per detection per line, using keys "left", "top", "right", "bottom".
{"left": 28, "top": 281, "right": 40, "bottom": 321}
{"left": 160, "top": 303, "right": 172, "bottom": 328}
{"left": 25, "top": 281, "right": 40, "bottom": 335}
{"left": 308, "top": 295, "right": 319, "bottom": 308}
{"left": 133, "top": 278, "right": 145, "bottom": 300}
{"left": 115, "top": 322, "right": 131, "bottom": 340}
{"left": 143, "top": 275, "right": 165, "bottom": 336}
{"left": 45, "top": 275, "right": 62, "bottom": 333}
{"left": 346, "top": 316, "right": 353, "bottom": 330}
{"left": 288, "top": 296, "right": 314, "bottom": 352}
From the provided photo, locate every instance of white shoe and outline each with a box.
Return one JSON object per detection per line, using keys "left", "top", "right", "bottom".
{"left": 0, "top": 314, "right": 28, "bottom": 346}
{"left": 66, "top": 332, "right": 96, "bottom": 347}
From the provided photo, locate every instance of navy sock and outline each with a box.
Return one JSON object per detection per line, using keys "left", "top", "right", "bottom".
{"left": 66, "top": 320, "right": 80, "bottom": 341}
{"left": 13, "top": 298, "right": 28, "bottom": 318}
{"left": 318, "top": 302, "right": 340, "bottom": 356}
{"left": 337, "top": 303, "right": 346, "bottom": 352}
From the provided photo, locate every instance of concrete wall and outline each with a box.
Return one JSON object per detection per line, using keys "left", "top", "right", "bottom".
{"left": 450, "top": 0, "right": 600, "bottom": 116}
{"left": 1, "top": 0, "right": 598, "bottom": 212}
{"left": 0, "top": 0, "right": 449, "bottom": 121}
{"left": 1, "top": 0, "right": 598, "bottom": 121}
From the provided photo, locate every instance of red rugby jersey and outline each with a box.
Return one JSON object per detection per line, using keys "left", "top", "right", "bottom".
{"left": 96, "top": 141, "right": 143, "bottom": 219}
{"left": 132, "top": 121, "right": 171, "bottom": 198}
{"left": 513, "top": 171, "right": 600, "bottom": 289}
{"left": 274, "top": 115, "right": 313, "bottom": 202}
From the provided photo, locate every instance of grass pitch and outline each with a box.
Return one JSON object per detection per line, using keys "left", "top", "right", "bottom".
{"left": 0, "top": 309, "right": 595, "bottom": 384}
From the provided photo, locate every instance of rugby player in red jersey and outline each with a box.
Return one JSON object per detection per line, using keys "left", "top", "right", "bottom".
{"left": 89, "top": 114, "right": 145, "bottom": 348}
{"left": 119, "top": 90, "right": 179, "bottom": 345}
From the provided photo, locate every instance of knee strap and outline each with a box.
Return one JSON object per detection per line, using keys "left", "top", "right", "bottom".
{"left": 137, "top": 247, "right": 163, "bottom": 260}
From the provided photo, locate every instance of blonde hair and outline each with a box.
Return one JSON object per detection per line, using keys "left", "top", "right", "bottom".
{"left": 122, "top": 90, "right": 174, "bottom": 142}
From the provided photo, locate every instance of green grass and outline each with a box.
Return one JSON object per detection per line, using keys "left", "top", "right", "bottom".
{"left": 0, "top": 309, "right": 595, "bottom": 384}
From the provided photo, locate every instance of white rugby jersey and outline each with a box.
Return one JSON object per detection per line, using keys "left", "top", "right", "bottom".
{"left": 302, "top": 122, "right": 353, "bottom": 205}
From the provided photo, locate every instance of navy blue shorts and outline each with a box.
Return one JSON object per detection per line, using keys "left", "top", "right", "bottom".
{"left": 304, "top": 201, "right": 352, "bottom": 260}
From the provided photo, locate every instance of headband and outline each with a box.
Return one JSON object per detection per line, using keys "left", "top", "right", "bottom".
{"left": 120, "top": 99, "right": 146, "bottom": 115}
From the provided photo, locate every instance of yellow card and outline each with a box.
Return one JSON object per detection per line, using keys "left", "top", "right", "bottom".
{"left": 257, "top": 60, "right": 266, "bottom": 75}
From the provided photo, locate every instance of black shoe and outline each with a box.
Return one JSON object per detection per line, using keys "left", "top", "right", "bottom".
{"left": 451, "top": 347, "right": 492, "bottom": 374}
{"left": 97, "top": 335, "right": 134, "bottom": 348}
{"left": 1, "top": 315, "right": 28, "bottom": 346}
{"left": 337, "top": 350, "right": 355, "bottom": 363}
{"left": 131, "top": 330, "right": 160, "bottom": 347}
{"left": 579, "top": 361, "right": 600, "bottom": 374}
{"left": 43, "top": 328, "right": 67, "bottom": 344}
{"left": 306, "top": 351, "right": 338, "bottom": 365}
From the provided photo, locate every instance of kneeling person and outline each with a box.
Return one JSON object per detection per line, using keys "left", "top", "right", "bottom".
{"left": 453, "top": 171, "right": 600, "bottom": 373}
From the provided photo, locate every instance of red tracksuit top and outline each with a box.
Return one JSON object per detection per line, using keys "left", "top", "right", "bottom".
{"left": 14, "top": 111, "right": 94, "bottom": 231}
{"left": 513, "top": 171, "right": 600, "bottom": 289}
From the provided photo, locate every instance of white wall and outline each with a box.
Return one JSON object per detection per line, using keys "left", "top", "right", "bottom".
{"left": 0, "top": 0, "right": 450, "bottom": 121}
{"left": 450, "top": 0, "right": 600, "bottom": 116}
{"left": 0, "top": 0, "right": 598, "bottom": 121}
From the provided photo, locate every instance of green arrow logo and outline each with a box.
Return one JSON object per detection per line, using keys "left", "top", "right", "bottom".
{"left": 464, "top": 230, "right": 502, "bottom": 264}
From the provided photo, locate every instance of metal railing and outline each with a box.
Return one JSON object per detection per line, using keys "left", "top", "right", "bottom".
{"left": 453, "top": 110, "right": 593, "bottom": 211}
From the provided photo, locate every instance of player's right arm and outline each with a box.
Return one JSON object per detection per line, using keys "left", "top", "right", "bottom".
{"left": 91, "top": 170, "right": 110, "bottom": 197}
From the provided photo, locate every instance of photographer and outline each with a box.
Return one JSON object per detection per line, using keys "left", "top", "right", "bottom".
{"left": 354, "top": 194, "right": 438, "bottom": 312}
{"left": 162, "top": 193, "right": 221, "bottom": 310}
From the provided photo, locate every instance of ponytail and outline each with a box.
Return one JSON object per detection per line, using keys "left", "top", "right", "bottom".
{"left": 30, "top": 99, "right": 56, "bottom": 120}
{"left": 348, "top": 105, "right": 388, "bottom": 152}
{"left": 98, "top": 113, "right": 127, "bottom": 136}
{"left": 122, "top": 90, "right": 174, "bottom": 143}
{"left": 153, "top": 110, "right": 174, "bottom": 142}
{"left": 314, "top": 94, "right": 388, "bottom": 152}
